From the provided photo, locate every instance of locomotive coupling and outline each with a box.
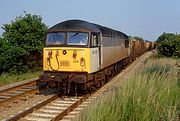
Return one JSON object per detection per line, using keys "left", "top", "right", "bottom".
{"left": 39, "top": 74, "right": 55, "bottom": 82}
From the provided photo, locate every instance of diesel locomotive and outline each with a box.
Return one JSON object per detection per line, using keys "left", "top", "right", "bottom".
{"left": 39, "top": 19, "right": 153, "bottom": 94}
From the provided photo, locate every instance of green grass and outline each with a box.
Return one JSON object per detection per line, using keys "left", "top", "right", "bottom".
{"left": 0, "top": 71, "right": 41, "bottom": 86}
{"left": 81, "top": 58, "right": 180, "bottom": 121}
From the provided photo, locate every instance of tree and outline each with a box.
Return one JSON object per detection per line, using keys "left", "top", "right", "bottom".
{"left": 156, "top": 33, "right": 180, "bottom": 58}
{"left": 0, "top": 12, "right": 47, "bottom": 74}
{"left": 156, "top": 33, "right": 175, "bottom": 43}
{"left": 0, "top": 37, "right": 4, "bottom": 74}
{"left": 0, "top": 37, "right": 3, "bottom": 54}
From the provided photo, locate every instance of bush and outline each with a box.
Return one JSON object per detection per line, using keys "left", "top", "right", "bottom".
{"left": 156, "top": 33, "right": 180, "bottom": 58}
{"left": 0, "top": 12, "right": 47, "bottom": 74}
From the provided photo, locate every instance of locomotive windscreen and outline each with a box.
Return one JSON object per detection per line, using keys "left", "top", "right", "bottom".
{"left": 46, "top": 32, "right": 89, "bottom": 46}
{"left": 67, "top": 32, "right": 88, "bottom": 45}
{"left": 46, "top": 32, "right": 66, "bottom": 45}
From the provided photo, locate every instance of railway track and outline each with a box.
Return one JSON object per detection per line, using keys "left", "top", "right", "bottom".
{"left": 4, "top": 94, "right": 89, "bottom": 121}
{"left": 3, "top": 81, "right": 117, "bottom": 121}
{"left": 0, "top": 78, "right": 91, "bottom": 121}
{"left": 3, "top": 79, "right": 113, "bottom": 121}
{"left": 0, "top": 79, "right": 39, "bottom": 107}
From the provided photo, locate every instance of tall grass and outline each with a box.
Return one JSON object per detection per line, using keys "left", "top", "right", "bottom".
{"left": 81, "top": 58, "right": 180, "bottom": 121}
{"left": 0, "top": 71, "right": 41, "bottom": 86}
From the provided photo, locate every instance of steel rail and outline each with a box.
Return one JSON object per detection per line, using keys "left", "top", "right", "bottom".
{"left": 51, "top": 94, "right": 89, "bottom": 121}
{"left": 0, "top": 78, "right": 38, "bottom": 93}
{"left": 3, "top": 95, "right": 59, "bottom": 121}
{"left": 3, "top": 94, "right": 89, "bottom": 121}
{"left": 0, "top": 79, "right": 38, "bottom": 106}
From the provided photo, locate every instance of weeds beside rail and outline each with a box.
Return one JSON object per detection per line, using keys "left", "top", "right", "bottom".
{"left": 81, "top": 58, "right": 180, "bottom": 121}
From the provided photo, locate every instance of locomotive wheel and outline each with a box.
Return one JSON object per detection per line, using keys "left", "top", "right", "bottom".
{"left": 89, "top": 86, "right": 97, "bottom": 94}
{"left": 100, "top": 75, "right": 106, "bottom": 87}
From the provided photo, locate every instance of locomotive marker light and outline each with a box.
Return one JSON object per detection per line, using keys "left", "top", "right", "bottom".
{"left": 73, "top": 50, "right": 77, "bottom": 59}
{"left": 80, "top": 57, "right": 86, "bottom": 67}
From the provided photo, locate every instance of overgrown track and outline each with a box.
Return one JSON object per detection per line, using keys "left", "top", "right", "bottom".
{"left": 4, "top": 94, "right": 89, "bottom": 121}
{"left": 0, "top": 79, "right": 39, "bottom": 107}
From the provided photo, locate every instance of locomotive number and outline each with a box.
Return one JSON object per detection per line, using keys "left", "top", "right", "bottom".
{"left": 92, "top": 50, "right": 97, "bottom": 54}
{"left": 73, "top": 60, "right": 79, "bottom": 63}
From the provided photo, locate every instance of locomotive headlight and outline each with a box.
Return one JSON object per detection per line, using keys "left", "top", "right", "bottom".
{"left": 80, "top": 57, "right": 85, "bottom": 67}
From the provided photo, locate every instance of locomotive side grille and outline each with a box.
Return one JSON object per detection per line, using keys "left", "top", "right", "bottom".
{"left": 60, "top": 60, "right": 69, "bottom": 66}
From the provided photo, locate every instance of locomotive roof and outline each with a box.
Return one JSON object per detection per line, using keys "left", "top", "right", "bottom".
{"left": 48, "top": 20, "right": 128, "bottom": 39}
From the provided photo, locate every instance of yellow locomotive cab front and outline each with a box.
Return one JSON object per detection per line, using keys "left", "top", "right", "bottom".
{"left": 43, "top": 47, "right": 91, "bottom": 73}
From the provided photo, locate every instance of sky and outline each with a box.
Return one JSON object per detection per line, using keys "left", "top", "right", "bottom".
{"left": 0, "top": 0, "right": 180, "bottom": 41}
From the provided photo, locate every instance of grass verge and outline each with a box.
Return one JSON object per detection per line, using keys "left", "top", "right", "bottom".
{"left": 0, "top": 71, "right": 41, "bottom": 86}
{"left": 81, "top": 57, "right": 180, "bottom": 121}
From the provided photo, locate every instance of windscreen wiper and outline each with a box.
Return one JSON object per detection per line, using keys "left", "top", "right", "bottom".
{"left": 71, "top": 33, "right": 79, "bottom": 38}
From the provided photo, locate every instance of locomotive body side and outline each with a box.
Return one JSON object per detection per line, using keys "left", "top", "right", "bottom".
{"left": 101, "top": 36, "right": 129, "bottom": 69}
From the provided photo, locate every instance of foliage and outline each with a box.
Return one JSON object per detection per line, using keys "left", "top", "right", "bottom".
{"left": 0, "top": 12, "right": 47, "bottom": 74}
{"left": 156, "top": 33, "right": 180, "bottom": 58}
{"left": 0, "top": 37, "right": 4, "bottom": 74}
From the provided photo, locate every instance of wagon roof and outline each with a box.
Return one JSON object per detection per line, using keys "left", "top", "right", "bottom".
{"left": 48, "top": 19, "right": 128, "bottom": 38}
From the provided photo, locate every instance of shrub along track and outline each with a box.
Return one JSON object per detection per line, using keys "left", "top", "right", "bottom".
{"left": 2, "top": 50, "right": 155, "bottom": 121}
{"left": 0, "top": 79, "right": 39, "bottom": 107}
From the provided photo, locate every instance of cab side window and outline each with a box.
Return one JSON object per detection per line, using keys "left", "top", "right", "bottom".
{"left": 91, "top": 33, "right": 99, "bottom": 47}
